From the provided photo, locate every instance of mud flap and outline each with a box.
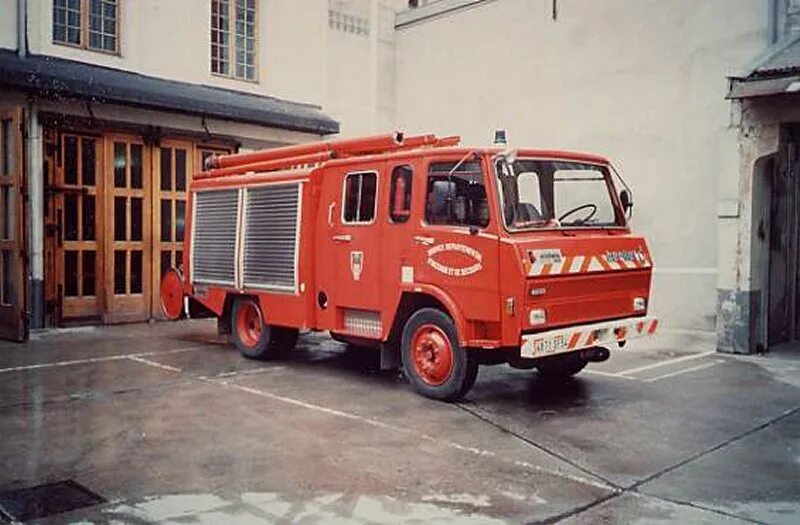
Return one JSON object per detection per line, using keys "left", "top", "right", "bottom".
{"left": 380, "top": 341, "right": 400, "bottom": 370}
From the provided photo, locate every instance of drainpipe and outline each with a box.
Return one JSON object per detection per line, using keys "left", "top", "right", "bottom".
{"left": 769, "top": 0, "right": 780, "bottom": 44}
{"left": 26, "top": 103, "right": 44, "bottom": 329}
{"left": 17, "top": 0, "right": 27, "bottom": 57}
{"left": 18, "top": 0, "right": 43, "bottom": 328}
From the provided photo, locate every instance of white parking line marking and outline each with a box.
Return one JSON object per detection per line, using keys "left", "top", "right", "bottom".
{"left": 210, "top": 366, "right": 287, "bottom": 379}
{"left": 617, "top": 351, "right": 717, "bottom": 377}
{"left": 583, "top": 369, "right": 640, "bottom": 380}
{"left": 643, "top": 360, "right": 723, "bottom": 383}
{"left": 205, "top": 377, "right": 614, "bottom": 491}
{"left": 0, "top": 345, "right": 206, "bottom": 374}
{"left": 127, "top": 356, "right": 182, "bottom": 373}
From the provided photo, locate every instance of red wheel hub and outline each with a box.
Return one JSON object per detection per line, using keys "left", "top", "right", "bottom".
{"left": 410, "top": 324, "right": 454, "bottom": 386}
{"left": 160, "top": 268, "right": 184, "bottom": 320}
{"left": 236, "top": 301, "right": 263, "bottom": 347}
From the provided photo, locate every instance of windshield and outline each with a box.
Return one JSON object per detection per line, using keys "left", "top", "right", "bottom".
{"left": 495, "top": 158, "right": 623, "bottom": 230}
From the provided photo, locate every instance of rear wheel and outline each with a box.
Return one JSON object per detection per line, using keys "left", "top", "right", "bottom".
{"left": 401, "top": 308, "right": 478, "bottom": 401}
{"left": 536, "top": 352, "right": 588, "bottom": 379}
{"left": 231, "top": 297, "right": 297, "bottom": 360}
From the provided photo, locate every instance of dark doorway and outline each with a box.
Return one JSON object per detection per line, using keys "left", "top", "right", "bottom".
{"left": 767, "top": 124, "right": 800, "bottom": 347}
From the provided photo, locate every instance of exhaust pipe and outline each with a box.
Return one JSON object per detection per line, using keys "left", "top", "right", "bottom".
{"left": 580, "top": 347, "right": 610, "bottom": 363}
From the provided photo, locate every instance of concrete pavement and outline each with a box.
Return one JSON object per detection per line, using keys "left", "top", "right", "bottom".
{"left": 0, "top": 321, "right": 798, "bottom": 524}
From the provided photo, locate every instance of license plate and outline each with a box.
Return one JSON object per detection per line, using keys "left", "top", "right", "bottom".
{"left": 531, "top": 335, "right": 569, "bottom": 356}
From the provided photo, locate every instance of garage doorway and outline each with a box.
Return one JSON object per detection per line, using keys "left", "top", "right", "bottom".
{"left": 44, "top": 127, "right": 231, "bottom": 326}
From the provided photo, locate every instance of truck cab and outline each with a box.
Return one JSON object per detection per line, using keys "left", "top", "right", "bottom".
{"left": 165, "top": 133, "right": 656, "bottom": 401}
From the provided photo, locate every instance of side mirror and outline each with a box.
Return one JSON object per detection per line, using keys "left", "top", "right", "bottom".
{"left": 620, "top": 189, "right": 633, "bottom": 212}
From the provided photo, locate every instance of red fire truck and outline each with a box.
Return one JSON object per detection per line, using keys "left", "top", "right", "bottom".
{"left": 161, "top": 132, "right": 657, "bottom": 400}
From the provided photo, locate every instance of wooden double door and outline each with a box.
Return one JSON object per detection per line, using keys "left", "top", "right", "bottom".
{"left": 46, "top": 131, "right": 226, "bottom": 325}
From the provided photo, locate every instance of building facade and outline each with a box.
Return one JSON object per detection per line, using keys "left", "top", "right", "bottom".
{"left": 0, "top": 0, "right": 341, "bottom": 339}
{"left": 2, "top": 0, "right": 797, "bottom": 354}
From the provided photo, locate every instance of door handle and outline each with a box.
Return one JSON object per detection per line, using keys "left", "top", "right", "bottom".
{"left": 332, "top": 234, "right": 352, "bottom": 243}
{"left": 328, "top": 202, "right": 336, "bottom": 227}
{"left": 414, "top": 235, "right": 435, "bottom": 246}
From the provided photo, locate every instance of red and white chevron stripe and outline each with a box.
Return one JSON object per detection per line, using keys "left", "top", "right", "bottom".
{"left": 527, "top": 253, "right": 652, "bottom": 277}
{"left": 520, "top": 316, "right": 658, "bottom": 359}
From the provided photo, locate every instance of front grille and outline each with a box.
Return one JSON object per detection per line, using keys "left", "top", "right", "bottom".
{"left": 242, "top": 184, "right": 300, "bottom": 291}
{"left": 192, "top": 189, "right": 239, "bottom": 285}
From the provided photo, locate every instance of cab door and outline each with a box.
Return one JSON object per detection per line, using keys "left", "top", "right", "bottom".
{"left": 315, "top": 162, "right": 384, "bottom": 339}
{"left": 412, "top": 156, "right": 501, "bottom": 327}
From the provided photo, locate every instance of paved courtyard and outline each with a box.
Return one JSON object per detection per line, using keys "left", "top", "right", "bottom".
{"left": 0, "top": 320, "right": 798, "bottom": 524}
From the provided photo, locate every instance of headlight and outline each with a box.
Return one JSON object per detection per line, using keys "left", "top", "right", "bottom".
{"left": 529, "top": 308, "right": 546, "bottom": 326}
{"left": 633, "top": 297, "right": 647, "bottom": 311}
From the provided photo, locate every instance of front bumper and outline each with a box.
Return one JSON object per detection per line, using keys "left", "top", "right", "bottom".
{"left": 520, "top": 316, "right": 658, "bottom": 359}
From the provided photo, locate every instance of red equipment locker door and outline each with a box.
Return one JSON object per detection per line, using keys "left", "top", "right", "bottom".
{"left": 0, "top": 108, "right": 28, "bottom": 341}
{"left": 315, "top": 162, "right": 385, "bottom": 339}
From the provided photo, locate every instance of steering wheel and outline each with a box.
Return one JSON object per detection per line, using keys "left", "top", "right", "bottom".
{"left": 558, "top": 204, "right": 597, "bottom": 225}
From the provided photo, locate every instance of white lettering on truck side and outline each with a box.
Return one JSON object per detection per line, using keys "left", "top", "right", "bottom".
{"left": 426, "top": 243, "right": 483, "bottom": 277}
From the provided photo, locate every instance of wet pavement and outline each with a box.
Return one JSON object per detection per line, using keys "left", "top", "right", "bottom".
{"left": 0, "top": 320, "right": 798, "bottom": 524}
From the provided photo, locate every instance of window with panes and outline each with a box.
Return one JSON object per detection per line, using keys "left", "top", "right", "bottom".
{"left": 61, "top": 135, "right": 100, "bottom": 299}
{"left": 53, "top": 0, "right": 119, "bottom": 53}
{"left": 211, "top": 0, "right": 257, "bottom": 81}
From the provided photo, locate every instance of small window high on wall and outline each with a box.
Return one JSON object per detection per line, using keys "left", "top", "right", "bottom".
{"left": 53, "top": 0, "right": 119, "bottom": 54}
{"left": 211, "top": 0, "right": 257, "bottom": 81}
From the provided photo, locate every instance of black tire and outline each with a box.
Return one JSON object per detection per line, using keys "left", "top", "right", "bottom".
{"left": 536, "top": 352, "right": 588, "bottom": 378}
{"left": 231, "top": 297, "right": 296, "bottom": 360}
{"left": 401, "top": 308, "right": 478, "bottom": 401}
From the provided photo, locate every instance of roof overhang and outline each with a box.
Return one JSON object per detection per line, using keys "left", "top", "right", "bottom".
{"left": 727, "top": 33, "right": 800, "bottom": 100}
{"left": 0, "top": 49, "right": 339, "bottom": 135}
{"left": 728, "top": 75, "right": 800, "bottom": 99}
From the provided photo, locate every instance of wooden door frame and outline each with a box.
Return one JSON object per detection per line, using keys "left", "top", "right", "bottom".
{"left": 0, "top": 107, "right": 28, "bottom": 341}
{"left": 103, "top": 133, "right": 152, "bottom": 323}
{"left": 150, "top": 139, "right": 193, "bottom": 319}
{"left": 54, "top": 132, "right": 106, "bottom": 322}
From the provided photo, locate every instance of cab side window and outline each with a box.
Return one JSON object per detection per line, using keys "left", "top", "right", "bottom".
{"left": 343, "top": 171, "right": 377, "bottom": 224}
{"left": 425, "top": 161, "right": 489, "bottom": 228}
{"left": 389, "top": 165, "right": 412, "bottom": 223}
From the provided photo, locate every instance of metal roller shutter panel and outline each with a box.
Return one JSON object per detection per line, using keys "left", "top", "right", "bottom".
{"left": 192, "top": 190, "right": 238, "bottom": 285}
{"left": 243, "top": 184, "right": 299, "bottom": 291}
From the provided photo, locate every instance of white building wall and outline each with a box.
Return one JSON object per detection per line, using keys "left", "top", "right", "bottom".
{"left": 0, "top": 0, "right": 18, "bottom": 50}
{"left": 394, "top": 0, "right": 770, "bottom": 331}
{"left": 21, "top": 0, "right": 329, "bottom": 106}
{"left": 325, "top": 0, "right": 401, "bottom": 136}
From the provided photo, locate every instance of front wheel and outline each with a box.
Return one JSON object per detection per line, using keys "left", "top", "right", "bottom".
{"left": 231, "top": 297, "right": 297, "bottom": 360}
{"left": 401, "top": 308, "right": 478, "bottom": 401}
{"left": 536, "top": 352, "right": 588, "bottom": 379}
